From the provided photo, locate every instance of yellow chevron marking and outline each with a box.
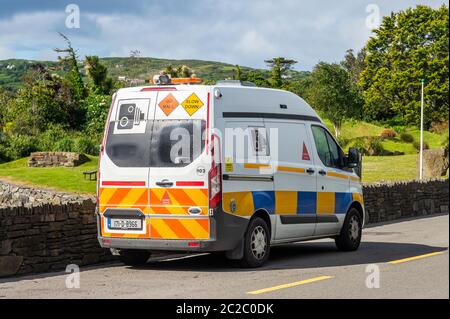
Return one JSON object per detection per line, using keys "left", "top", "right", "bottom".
{"left": 118, "top": 188, "right": 146, "bottom": 206}
{"left": 178, "top": 219, "right": 209, "bottom": 239}
{"left": 99, "top": 188, "right": 118, "bottom": 206}
{"left": 150, "top": 218, "right": 179, "bottom": 239}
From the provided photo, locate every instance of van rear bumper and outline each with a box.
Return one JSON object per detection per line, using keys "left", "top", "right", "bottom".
{"left": 97, "top": 206, "right": 249, "bottom": 252}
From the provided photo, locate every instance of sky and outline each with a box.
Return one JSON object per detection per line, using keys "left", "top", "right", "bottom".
{"left": 0, "top": 0, "right": 448, "bottom": 70}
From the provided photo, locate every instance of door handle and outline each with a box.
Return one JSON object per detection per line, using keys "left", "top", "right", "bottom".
{"left": 306, "top": 168, "right": 315, "bottom": 174}
{"left": 156, "top": 180, "right": 173, "bottom": 188}
{"left": 318, "top": 170, "right": 326, "bottom": 176}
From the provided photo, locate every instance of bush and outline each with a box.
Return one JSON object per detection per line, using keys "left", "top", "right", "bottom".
{"left": 73, "top": 135, "right": 100, "bottom": 155}
{"left": 336, "top": 135, "right": 350, "bottom": 149}
{"left": 430, "top": 121, "right": 449, "bottom": 135}
{"left": 37, "top": 124, "right": 70, "bottom": 151}
{"left": 348, "top": 136, "right": 386, "bottom": 156}
{"left": 366, "top": 138, "right": 385, "bottom": 156}
{"left": 413, "top": 141, "right": 430, "bottom": 151}
{"left": 54, "top": 136, "right": 74, "bottom": 152}
{"left": 399, "top": 132, "right": 415, "bottom": 143}
{"left": 5, "top": 134, "right": 38, "bottom": 159}
{"left": 379, "top": 128, "right": 397, "bottom": 138}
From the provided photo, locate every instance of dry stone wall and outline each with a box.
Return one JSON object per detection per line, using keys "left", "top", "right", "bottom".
{"left": 0, "top": 179, "right": 448, "bottom": 277}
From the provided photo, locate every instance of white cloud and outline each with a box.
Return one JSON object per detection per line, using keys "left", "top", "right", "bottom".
{"left": 0, "top": 0, "right": 448, "bottom": 70}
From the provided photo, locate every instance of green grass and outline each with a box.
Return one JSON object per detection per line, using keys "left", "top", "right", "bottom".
{"left": 362, "top": 154, "right": 418, "bottom": 183}
{"left": 380, "top": 138, "right": 417, "bottom": 154}
{"left": 0, "top": 153, "right": 446, "bottom": 193}
{"left": 404, "top": 128, "right": 447, "bottom": 149}
{"left": 0, "top": 156, "right": 98, "bottom": 194}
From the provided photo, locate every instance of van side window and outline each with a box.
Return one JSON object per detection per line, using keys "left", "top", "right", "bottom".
{"left": 311, "top": 126, "right": 332, "bottom": 167}
{"left": 250, "top": 127, "right": 269, "bottom": 156}
{"left": 311, "top": 126, "right": 344, "bottom": 169}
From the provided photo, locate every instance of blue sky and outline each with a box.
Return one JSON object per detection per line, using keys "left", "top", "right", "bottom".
{"left": 0, "top": 0, "right": 448, "bottom": 70}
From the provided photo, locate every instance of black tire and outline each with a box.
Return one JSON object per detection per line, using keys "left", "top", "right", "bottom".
{"left": 335, "top": 208, "right": 362, "bottom": 251}
{"left": 119, "top": 250, "right": 151, "bottom": 266}
{"left": 240, "top": 217, "right": 270, "bottom": 268}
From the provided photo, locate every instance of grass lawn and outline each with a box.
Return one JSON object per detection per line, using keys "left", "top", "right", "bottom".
{"left": 0, "top": 153, "right": 433, "bottom": 194}
{"left": 362, "top": 154, "right": 418, "bottom": 183}
{"left": 0, "top": 156, "right": 98, "bottom": 194}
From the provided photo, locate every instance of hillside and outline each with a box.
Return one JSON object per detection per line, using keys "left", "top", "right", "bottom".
{"left": 0, "top": 57, "right": 309, "bottom": 90}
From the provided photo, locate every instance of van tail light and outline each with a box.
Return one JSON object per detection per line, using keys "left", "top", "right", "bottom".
{"left": 209, "top": 134, "right": 222, "bottom": 209}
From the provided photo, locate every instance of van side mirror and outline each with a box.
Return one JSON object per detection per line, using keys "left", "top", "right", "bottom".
{"left": 346, "top": 148, "right": 359, "bottom": 168}
{"left": 346, "top": 147, "right": 362, "bottom": 178}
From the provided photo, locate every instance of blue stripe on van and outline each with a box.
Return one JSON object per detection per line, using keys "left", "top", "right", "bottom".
{"left": 252, "top": 191, "right": 276, "bottom": 215}
{"left": 334, "top": 192, "right": 352, "bottom": 214}
{"left": 297, "top": 191, "right": 317, "bottom": 214}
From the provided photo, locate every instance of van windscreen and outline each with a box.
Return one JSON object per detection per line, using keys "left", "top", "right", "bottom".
{"left": 105, "top": 120, "right": 205, "bottom": 168}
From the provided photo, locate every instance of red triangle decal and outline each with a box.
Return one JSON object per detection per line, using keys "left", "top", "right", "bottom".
{"left": 161, "top": 191, "right": 172, "bottom": 205}
{"left": 302, "top": 142, "right": 311, "bottom": 161}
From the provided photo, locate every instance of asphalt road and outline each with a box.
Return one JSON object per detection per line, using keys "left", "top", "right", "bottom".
{"left": 1, "top": 214, "right": 448, "bottom": 299}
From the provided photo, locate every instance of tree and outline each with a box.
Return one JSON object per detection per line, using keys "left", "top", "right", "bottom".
{"left": 359, "top": 5, "right": 449, "bottom": 127}
{"left": 245, "top": 70, "right": 270, "bottom": 87}
{"left": 308, "top": 62, "right": 363, "bottom": 137}
{"left": 162, "top": 65, "right": 194, "bottom": 78}
{"left": 264, "top": 57, "right": 297, "bottom": 88}
{"left": 233, "top": 65, "right": 243, "bottom": 80}
{"left": 54, "top": 33, "right": 86, "bottom": 102}
{"left": 341, "top": 48, "right": 366, "bottom": 86}
{"left": 84, "top": 56, "right": 113, "bottom": 95}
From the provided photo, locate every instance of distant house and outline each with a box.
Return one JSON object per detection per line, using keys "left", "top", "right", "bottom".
{"left": 118, "top": 76, "right": 128, "bottom": 82}
{"left": 129, "top": 78, "right": 145, "bottom": 86}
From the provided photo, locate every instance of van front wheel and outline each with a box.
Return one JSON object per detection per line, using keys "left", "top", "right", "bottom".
{"left": 119, "top": 250, "right": 151, "bottom": 266}
{"left": 240, "top": 217, "right": 270, "bottom": 267}
{"left": 335, "top": 208, "right": 362, "bottom": 251}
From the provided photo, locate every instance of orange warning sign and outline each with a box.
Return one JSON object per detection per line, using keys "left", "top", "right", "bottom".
{"left": 181, "top": 93, "right": 204, "bottom": 116}
{"left": 302, "top": 142, "right": 310, "bottom": 161}
{"left": 158, "top": 93, "right": 179, "bottom": 116}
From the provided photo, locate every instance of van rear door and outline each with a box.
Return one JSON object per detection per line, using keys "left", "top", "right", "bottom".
{"left": 147, "top": 88, "right": 211, "bottom": 241}
{"left": 99, "top": 90, "right": 157, "bottom": 238}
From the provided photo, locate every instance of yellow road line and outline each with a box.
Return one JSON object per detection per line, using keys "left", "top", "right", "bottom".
{"left": 247, "top": 276, "right": 333, "bottom": 295}
{"left": 388, "top": 251, "right": 445, "bottom": 265}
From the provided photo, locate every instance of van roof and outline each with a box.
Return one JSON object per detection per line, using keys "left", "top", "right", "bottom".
{"left": 116, "top": 84, "right": 322, "bottom": 122}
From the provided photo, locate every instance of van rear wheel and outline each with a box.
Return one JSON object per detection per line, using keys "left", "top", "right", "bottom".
{"left": 119, "top": 250, "right": 151, "bottom": 266}
{"left": 240, "top": 217, "right": 270, "bottom": 268}
{"left": 335, "top": 208, "right": 362, "bottom": 251}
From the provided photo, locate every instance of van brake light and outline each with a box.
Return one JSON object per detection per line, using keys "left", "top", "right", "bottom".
{"left": 209, "top": 134, "right": 222, "bottom": 209}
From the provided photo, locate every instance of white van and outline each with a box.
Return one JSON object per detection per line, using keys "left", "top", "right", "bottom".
{"left": 96, "top": 77, "right": 365, "bottom": 267}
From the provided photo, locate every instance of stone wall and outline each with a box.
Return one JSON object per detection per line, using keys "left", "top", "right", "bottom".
{"left": 27, "top": 152, "right": 89, "bottom": 168}
{"left": 0, "top": 183, "right": 114, "bottom": 277}
{"left": 0, "top": 181, "right": 90, "bottom": 207}
{"left": 363, "top": 179, "right": 449, "bottom": 224}
{"left": 0, "top": 179, "right": 448, "bottom": 277}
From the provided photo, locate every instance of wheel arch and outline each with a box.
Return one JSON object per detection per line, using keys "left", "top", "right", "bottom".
{"left": 251, "top": 209, "right": 272, "bottom": 238}
{"left": 348, "top": 201, "right": 364, "bottom": 225}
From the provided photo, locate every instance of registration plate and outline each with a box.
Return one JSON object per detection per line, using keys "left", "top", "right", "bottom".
{"left": 108, "top": 218, "right": 143, "bottom": 230}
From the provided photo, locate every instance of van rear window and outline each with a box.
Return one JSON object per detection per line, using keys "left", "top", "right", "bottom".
{"left": 105, "top": 120, "right": 205, "bottom": 168}
{"left": 150, "top": 120, "right": 205, "bottom": 167}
